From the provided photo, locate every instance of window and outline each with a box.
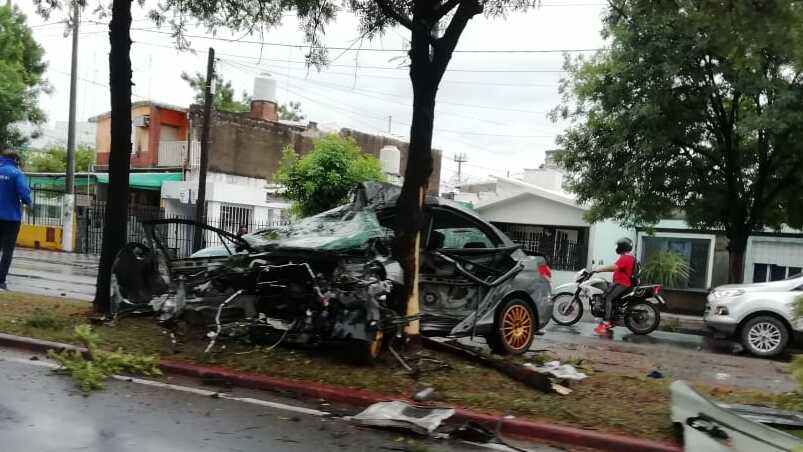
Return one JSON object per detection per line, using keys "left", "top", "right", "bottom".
{"left": 641, "top": 236, "right": 711, "bottom": 289}
{"left": 493, "top": 222, "right": 587, "bottom": 271}
{"left": 753, "top": 263, "right": 803, "bottom": 282}
{"left": 219, "top": 204, "right": 253, "bottom": 235}
{"left": 429, "top": 209, "right": 500, "bottom": 250}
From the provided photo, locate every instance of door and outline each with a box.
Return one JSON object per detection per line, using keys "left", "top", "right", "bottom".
{"left": 418, "top": 206, "right": 519, "bottom": 335}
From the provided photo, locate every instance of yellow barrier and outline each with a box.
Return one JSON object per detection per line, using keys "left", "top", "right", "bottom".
{"left": 17, "top": 224, "right": 64, "bottom": 251}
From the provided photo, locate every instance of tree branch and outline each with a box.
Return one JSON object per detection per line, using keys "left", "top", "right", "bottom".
{"left": 433, "top": 0, "right": 461, "bottom": 21}
{"left": 432, "top": 0, "right": 482, "bottom": 80}
{"left": 375, "top": 0, "right": 413, "bottom": 30}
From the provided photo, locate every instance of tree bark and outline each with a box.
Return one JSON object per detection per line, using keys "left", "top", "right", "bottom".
{"left": 726, "top": 232, "right": 749, "bottom": 284}
{"left": 392, "top": 23, "right": 438, "bottom": 339}
{"left": 93, "top": 0, "right": 132, "bottom": 314}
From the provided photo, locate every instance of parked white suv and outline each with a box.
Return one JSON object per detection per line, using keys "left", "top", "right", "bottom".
{"left": 704, "top": 273, "right": 803, "bottom": 357}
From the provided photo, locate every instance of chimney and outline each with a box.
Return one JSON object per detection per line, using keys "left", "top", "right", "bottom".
{"left": 250, "top": 73, "right": 278, "bottom": 122}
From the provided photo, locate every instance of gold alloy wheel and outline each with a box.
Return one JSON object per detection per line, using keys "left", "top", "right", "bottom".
{"left": 502, "top": 304, "right": 532, "bottom": 352}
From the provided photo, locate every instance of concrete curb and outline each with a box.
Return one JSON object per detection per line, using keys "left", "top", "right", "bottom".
{"left": 0, "top": 332, "right": 680, "bottom": 452}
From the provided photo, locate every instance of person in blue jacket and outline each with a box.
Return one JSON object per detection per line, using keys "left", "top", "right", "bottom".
{"left": 0, "top": 150, "right": 32, "bottom": 290}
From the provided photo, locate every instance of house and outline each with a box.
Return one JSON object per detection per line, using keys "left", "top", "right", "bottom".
{"left": 161, "top": 74, "right": 442, "bottom": 235}
{"left": 454, "top": 166, "right": 803, "bottom": 315}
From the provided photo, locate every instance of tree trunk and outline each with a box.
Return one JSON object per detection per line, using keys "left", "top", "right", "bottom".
{"left": 392, "top": 39, "right": 437, "bottom": 341}
{"left": 727, "top": 232, "right": 749, "bottom": 284}
{"left": 93, "top": 0, "right": 132, "bottom": 314}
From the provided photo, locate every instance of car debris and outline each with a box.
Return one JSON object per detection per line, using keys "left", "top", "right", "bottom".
{"left": 671, "top": 380, "right": 803, "bottom": 451}
{"left": 351, "top": 401, "right": 455, "bottom": 435}
{"left": 110, "top": 182, "right": 554, "bottom": 362}
{"left": 522, "top": 360, "right": 588, "bottom": 381}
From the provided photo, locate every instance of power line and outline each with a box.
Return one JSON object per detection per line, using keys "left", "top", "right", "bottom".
{"left": 137, "top": 40, "right": 570, "bottom": 74}
{"left": 222, "top": 58, "right": 553, "bottom": 116}
{"left": 129, "top": 27, "right": 603, "bottom": 54}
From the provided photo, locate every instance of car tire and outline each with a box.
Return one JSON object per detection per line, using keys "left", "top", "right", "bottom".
{"left": 486, "top": 298, "right": 535, "bottom": 355}
{"left": 740, "top": 315, "right": 789, "bottom": 358}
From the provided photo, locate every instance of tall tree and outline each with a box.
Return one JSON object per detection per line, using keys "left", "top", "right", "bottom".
{"left": 278, "top": 101, "right": 305, "bottom": 121}
{"left": 153, "top": 0, "right": 533, "bottom": 339}
{"left": 24, "top": 144, "right": 95, "bottom": 172}
{"left": 0, "top": 6, "right": 48, "bottom": 149}
{"left": 554, "top": 0, "right": 803, "bottom": 283}
{"left": 181, "top": 71, "right": 251, "bottom": 112}
{"left": 276, "top": 134, "right": 384, "bottom": 216}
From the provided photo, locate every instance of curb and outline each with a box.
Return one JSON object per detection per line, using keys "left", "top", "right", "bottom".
{"left": 0, "top": 332, "right": 680, "bottom": 452}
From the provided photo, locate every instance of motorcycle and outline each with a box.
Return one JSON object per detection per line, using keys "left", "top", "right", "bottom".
{"left": 551, "top": 269, "right": 665, "bottom": 335}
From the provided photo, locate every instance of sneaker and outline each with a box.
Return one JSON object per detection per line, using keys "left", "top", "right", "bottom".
{"left": 594, "top": 321, "right": 613, "bottom": 335}
{"left": 0, "top": 283, "right": 7, "bottom": 291}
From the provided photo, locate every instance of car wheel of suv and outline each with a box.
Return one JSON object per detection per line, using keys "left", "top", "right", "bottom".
{"left": 740, "top": 316, "right": 789, "bottom": 358}
{"left": 486, "top": 298, "right": 535, "bottom": 355}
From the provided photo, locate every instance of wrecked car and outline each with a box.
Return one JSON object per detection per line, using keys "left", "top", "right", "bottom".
{"left": 111, "top": 182, "right": 553, "bottom": 361}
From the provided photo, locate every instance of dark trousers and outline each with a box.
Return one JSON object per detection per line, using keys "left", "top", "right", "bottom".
{"left": 0, "top": 220, "right": 20, "bottom": 284}
{"left": 604, "top": 284, "right": 630, "bottom": 321}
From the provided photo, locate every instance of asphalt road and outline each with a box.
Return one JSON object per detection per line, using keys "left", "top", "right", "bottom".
{"left": 7, "top": 249, "right": 97, "bottom": 300}
{"left": 0, "top": 347, "right": 560, "bottom": 452}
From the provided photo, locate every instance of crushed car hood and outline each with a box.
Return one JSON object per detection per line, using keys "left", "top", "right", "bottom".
{"left": 247, "top": 183, "right": 399, "bottom": 252}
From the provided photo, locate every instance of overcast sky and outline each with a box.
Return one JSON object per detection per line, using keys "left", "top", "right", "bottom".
{"left": 17, "top": 0, "right": 608, "bottom": 189}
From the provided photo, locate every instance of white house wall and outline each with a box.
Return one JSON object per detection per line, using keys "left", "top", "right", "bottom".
{"left": 744, "top": 236, "right": 803, "bottom": 282}
{"left": 477, "top": 194, "right": 588, "bottom": 227}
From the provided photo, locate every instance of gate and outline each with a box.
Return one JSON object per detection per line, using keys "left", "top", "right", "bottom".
{"left": 77, "top": 202, "right": 163, "bottom": 254}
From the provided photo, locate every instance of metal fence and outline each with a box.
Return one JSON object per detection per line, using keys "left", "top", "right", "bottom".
{"left": 23, "top": 188, "right": 65, "bottom": 226}
{"left": 493, "top": 222, "right": 587, "bottom": 271}
{"left": 75, "top": 202, "right": 289, "bottom": 256}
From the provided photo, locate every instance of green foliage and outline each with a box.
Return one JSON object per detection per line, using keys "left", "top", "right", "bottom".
{"left": 0, "top": 6, "right": 47, "bottom": 149}
{"left": 554, "top": 1, "right": 803, "bottom": 239}
{"left": 23, "top": 144, "right": 95, "bottom": 172}
{"left": 275, "top": 134, "right": 385, "bottom": 217}
{"left": 48, "top": 324, "right": 161, "bottom": 392}
{"left": 181, "top": 71, "right": 250, "bottom": 113}
{"left": 793, "top": 295, "right": 803, "bottom": 392}
{"left": 641, "top": 251, "right": 692, "bottom": 289}
{"left": 278, "top": 101, "right": 305, "bottom": 121}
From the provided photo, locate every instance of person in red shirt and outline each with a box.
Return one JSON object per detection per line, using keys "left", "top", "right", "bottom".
{"left": 592, "top": 237, "right": 636, "bottom": 335}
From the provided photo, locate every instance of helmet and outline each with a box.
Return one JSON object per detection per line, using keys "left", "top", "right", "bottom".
{"left": 615, "top": 237, "right": 633, "bottom": 254}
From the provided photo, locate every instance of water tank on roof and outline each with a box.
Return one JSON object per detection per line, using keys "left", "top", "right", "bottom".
{"left": 380, "top": 145, "right": 401, "bottom": 175}
{"left": 253, "top": 73, "right": 276, "bottom": 103}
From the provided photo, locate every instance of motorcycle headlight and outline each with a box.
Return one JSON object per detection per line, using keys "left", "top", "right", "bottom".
{"left": 712, "top": 289, "right": 745, "bottom": 299}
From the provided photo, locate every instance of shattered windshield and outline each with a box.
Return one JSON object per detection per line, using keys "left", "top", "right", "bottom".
{"left": 248, "top": 204, "right": 392, "bottom": 251}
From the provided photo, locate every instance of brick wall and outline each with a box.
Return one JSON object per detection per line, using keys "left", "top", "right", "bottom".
{"left": 193, "top": 107, "right": 442, "bottom": 192}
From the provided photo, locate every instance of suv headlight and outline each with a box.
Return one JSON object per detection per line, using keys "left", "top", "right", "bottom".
{"left": 712, "top": 289, "right": 745, "bottom": 299}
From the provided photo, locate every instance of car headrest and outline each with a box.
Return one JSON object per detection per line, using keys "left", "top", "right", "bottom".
{"left": 428, "top": 230, "right": 445, "bottom": 250}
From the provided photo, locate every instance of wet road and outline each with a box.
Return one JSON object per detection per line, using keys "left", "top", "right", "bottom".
{"left": 7, "top": 249, "right": 97, "bottom": 300}
{"left": 0, "top": 347, "right": 559, "bottom": 452}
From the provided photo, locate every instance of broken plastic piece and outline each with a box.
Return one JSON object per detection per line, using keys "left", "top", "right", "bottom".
{"left": 523, "top": 361, "right": 588, "bottom": 381}
{"left": 351, "top": 401, "right": 455, "bottom": 435}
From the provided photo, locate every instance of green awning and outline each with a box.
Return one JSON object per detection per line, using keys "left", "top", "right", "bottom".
{"left": 28, "top": 175, "right": 95, "bottom": 190}
{"left": 95, "top": 172, "right": 182, "bottom": 190}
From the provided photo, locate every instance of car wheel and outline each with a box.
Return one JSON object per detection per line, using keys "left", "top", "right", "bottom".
{"left": 486, "top": 298, "right": 535, "bottom": 355}
{"left": 740, "top": 316, "right": 789, "bottom": 358}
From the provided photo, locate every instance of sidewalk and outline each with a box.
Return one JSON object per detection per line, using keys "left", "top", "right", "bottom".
{"left": 7, "top": 248, "right": 97, "bottom": 301}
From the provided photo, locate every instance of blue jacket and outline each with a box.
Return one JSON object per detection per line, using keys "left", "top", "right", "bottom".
{"left": 0, "top": 157, "right": 32, "bottom": 222}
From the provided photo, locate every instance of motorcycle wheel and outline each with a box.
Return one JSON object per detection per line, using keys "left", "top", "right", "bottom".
{"left": 551, "top": 293, "right": 584, "bottom": 326}
{"left": 624, "top": 301, "right": 661, "bottom": 335}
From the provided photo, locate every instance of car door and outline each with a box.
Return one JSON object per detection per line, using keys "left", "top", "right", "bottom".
{"left": 418, "top": 206, "right": 520, "bottom": 335}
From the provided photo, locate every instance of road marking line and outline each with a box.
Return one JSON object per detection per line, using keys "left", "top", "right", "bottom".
{"left": 1, "top": 354, "right": 535, "bottom": 451}
{"left": 2, "top": 355, "right": 328, "bottom": 417}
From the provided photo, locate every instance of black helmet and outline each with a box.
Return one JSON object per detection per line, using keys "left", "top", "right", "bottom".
{"left": 615, "top": 237, "right": 633, "bottom": 254}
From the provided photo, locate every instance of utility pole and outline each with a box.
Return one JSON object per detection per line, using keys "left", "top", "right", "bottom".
{"left": 193, "top": 47, "right": 215, "bottom": 252}
{"left": 454, "top": 152, "right": 468, "bottom": 186}
{"left": 387, "top": 115, "right": 392, "bottom": 134}
{"left": 62, "top": 0, "right": 79, "bottom": 252}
